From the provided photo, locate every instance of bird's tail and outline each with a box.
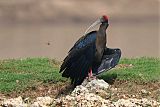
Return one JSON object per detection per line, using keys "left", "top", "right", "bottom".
{"left": 60, "top": 46, "right": 94, "bottom": 87}
{"left": 62, "top": 57, "right": 90, "bottom": 86}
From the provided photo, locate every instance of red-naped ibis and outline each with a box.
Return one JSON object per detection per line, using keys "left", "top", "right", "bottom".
{"left": 60, "top": 15, "right": 121, "bottom": 87}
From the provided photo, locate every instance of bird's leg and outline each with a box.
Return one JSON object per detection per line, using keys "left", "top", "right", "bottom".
{"left": 88, "top": 68, "right": 96, "bottom": 80}
{"left": 89, "top": 68, "right": 93, "bottom": 77}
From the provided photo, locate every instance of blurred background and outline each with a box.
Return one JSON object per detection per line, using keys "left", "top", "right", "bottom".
{"left": 0, "top": 0, "right": 159, "bottom": 60}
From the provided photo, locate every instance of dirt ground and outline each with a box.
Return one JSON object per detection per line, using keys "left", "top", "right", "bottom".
{"left": 0, "top": 79, "right": 160, "bottom": 103}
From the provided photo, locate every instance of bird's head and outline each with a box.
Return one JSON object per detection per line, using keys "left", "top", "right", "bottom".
{"left": 84, "top": 15, "right": 109, "bottom": 35}
{"left": 100, "top": 15, "right": 109, "bottom": 23}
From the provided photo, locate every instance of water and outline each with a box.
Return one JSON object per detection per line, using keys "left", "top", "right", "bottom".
{"left": 0, "top": 19, "right": 159, "bottom": 61}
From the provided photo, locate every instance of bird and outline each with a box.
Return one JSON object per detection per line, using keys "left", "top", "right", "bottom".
{"left": 60, "top": 15, "right": 121, "bottom": 87}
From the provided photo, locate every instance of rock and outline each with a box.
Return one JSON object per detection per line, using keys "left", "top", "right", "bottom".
{"left": 95, "top": 89, "right": 111, "bottom": 99}
{"left": 84, "top": 79, "right": 110, "bottom": 91}
{"left": 1, "top": 96, "right": 27, "bottom": 107}
{"left": 71, "top": 85, "right": 89, "bottom": 96}
{"left": 53, "top": 79, "right": 112, "bottom": 107}
{"left": 114, "top": 99, "right": 137, "bottom": 107}
{"left": 131, "top": 95, "right": 136, "bottom": 98}
{"left": 24, "top": 97, "right": 30, "bottom": 104}
{"left": 54, "top": 79, "right": 160, "bottom": 107}
{"left": 113, "top": 98, "right": 160, "bottom": 107}
{"left": 16, "top": 80, "right": 19, "bottom": 83}
{"left": 141, "top": 89, "right": 151, "bottom": 95}
{"left": 1, "top": 79, "right": 160, "bottom": 107}
{"left": 31, "top": 96, "right": 53, "bottom": 107}
{"left": 110, "top": 87, "right": 118, "bottom": 92}
{"left": 31, "top": 102, "right": 39, "bottom": 107}
{"left": 1, "top": 96, "right": 53, "bottom": 107}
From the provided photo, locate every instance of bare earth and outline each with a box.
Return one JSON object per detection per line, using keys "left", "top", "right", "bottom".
{"left": 2, "top": 80, "right": 160, "bottom": 101}
{"left": 0, "top": 79, "right": 160, "bottom": 106}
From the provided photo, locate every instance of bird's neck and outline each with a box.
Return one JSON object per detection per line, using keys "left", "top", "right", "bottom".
{"left": 95, "top": 22, "right": 108, "bottom": 61}
{"left": 97, "top": 23, "right": 108, "bottom": 39}
{"left": 96, "top": 23, "right": 108, "bottom": 53}
{"left": 98, "top": 23, "right": 108, "bottom": 35}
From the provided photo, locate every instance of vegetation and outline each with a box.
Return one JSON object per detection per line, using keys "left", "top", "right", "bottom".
{"left": 0, "top": 58, "right": 67, "bottom": 92}
{"left": 99, "top": 57, "right": 160, "bottom": 83}
{"left": 0, "top": 57, "right": 159, "bottom": 93}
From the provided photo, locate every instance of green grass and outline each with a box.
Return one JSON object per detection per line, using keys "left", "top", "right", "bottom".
{"left": 0, "top": 58, "right": 67, "bottom": 92}
{"left": 99, "top": 57, "right": 160, "bottom": 83}
{"left": 0, "top": 57, "right": 159, "bottom": 93}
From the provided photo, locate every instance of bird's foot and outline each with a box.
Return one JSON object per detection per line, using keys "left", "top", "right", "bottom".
{"left": 87, "top": 68, "right": 96, "bottom": 81}
{"left": 86, "top": 76, "right": 97, "bottom": 81}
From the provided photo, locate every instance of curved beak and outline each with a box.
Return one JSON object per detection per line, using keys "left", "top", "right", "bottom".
{"left": 84, "top": 18, "right": 101, "bottom": 35}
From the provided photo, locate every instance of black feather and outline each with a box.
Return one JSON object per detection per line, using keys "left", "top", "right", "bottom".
{"left": 93, "top": 48, "right": 121, "bottom": 75}
{"left": 60, "top": 34, "right": 96, "bottom": 86}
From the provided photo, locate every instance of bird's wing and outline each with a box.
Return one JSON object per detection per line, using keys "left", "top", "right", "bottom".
{"left": 60, "top": 31, "right": 97, "bottom": 86}
{"left": 93, "top": 48, "right": 121, "bottom": 75}
{"left": 68, "top": 31, "right": 97, "bottom": 52}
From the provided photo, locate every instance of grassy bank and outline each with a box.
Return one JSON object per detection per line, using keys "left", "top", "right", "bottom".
{"left": 0, "top": 57, "right": 159, "bottom": 93}
{"left": 0, "top": 58, "right": 67, "bottom": 92}
{"left": 99, "top": 57, "right": 160, "bottom": 83}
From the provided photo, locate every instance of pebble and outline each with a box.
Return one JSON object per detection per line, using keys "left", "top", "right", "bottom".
{"left": 31, "top": 96, "right": 53, "bottom": 107}
{"left": 141, "top": 89, "right": 151, "bottom": 95}
{"left": 54, "top": 79, "right": 160, "bottom": 107}
{"left": 113, "top": 98, "right": 160, "bottom": 107}
{"left": 1, "top": 96, "right": 28, "bottom": 107}
{"left": 0, "top": 79, "right": 160, "bottom": 107}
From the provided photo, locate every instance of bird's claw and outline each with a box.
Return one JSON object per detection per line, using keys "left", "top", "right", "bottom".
{"left": 86, "top": 76, "right": 97, "bottom": 81}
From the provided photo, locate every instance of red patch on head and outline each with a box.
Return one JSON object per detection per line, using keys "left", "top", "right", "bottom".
{"left": 102, "top": 15, "right": 109, "bottom": 21}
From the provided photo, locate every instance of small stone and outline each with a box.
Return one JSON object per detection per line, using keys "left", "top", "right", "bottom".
{"left": 24, "top": 97, "right": 30, "bottom": 103}
{"left": 16, "top": 80, "right": 19, "bottom": 83}
{"left": 1, "top": 96, "right": 27, "bottom": 107}
{"left": 122, "top": 95, "right": 127, "bottom": 99}
{"left": 31, "top": 96, "right": 53, "bottom": 107}
{"left": 131, "top": 95, "right": 136, "bottom": 98}
{"left": 96, "top": 90, "right": 110, "bottom": 99}
{"left": 141, "top": 89, "right": 151, "bottom": 95}
{"left": 31, "top": 102, "right": 39, "bottom": 107}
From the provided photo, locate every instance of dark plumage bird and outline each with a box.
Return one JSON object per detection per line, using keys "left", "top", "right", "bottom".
{"left": 60, "top": 15, "right": 121, "bottom": 87}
